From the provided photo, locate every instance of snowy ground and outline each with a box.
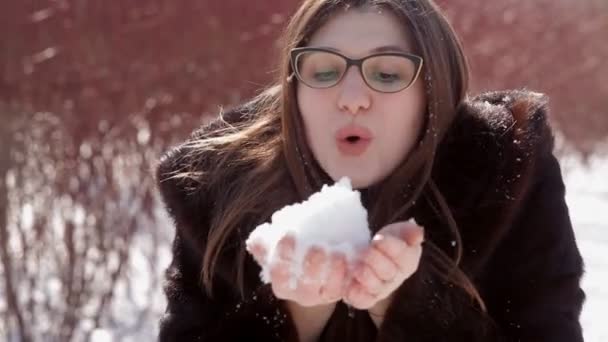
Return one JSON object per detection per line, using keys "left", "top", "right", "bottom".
{"left": 88, "top": 152, "right": 608, "bottom": 342}
{"left": 561, "top": 153, "right": 608, "bottom": 342}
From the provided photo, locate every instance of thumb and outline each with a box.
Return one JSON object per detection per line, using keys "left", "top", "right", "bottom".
{"left": 399, "top": 220, "right": 424, "bottom": 246}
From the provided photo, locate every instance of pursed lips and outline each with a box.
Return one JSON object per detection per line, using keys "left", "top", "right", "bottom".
{"left": 335, "top": 124, "right": 374, "bottom": 156}
{"left": 335, "top": 124, "right": 374, "bottom": 141}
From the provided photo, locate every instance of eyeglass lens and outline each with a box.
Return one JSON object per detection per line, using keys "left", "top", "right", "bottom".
{"left": 294, "top": 51, "right": 419, "bottom": 92}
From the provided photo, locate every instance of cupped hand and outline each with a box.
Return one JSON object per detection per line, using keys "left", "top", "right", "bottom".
{"left": 344, "top": 221, "right": 424, "bottom": 310}
{"left": 247, "top": 235, "right": 349, "bottom": 307}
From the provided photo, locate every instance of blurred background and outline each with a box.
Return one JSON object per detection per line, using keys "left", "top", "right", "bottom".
{"left": 0, "top": 0, "right": 606, "bottom": 341}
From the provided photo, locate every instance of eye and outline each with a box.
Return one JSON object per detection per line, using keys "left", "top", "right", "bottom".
{"left": 372, "top": 71, "right": 400, "bottom": 83}
{"left": 313, "top": 70, "right": 340, "bottom": 82}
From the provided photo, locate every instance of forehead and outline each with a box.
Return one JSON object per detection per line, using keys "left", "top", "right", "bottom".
{"left": 306, "top": 8, "right": 414, "bottom": 57}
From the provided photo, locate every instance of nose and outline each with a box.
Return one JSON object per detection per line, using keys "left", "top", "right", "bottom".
{"left": 337, "top": 67, "right": 371, "bottom": 115}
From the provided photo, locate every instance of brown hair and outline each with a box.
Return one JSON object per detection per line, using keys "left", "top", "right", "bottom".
{"left": 177, "top": 0, "right": 485, "bottom": 313}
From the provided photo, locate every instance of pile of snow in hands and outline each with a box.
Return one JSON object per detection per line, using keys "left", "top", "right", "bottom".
{"left": 246, "top": 177, "right": 371, "bottom": 286}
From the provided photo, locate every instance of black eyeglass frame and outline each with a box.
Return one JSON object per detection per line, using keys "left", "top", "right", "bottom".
{"left": 289, "top": 47, "right": 424, "bottom": 93}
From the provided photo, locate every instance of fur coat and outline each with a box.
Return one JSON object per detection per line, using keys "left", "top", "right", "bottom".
{"left": 155, "top": 89, "right": 585, "bottom": 341}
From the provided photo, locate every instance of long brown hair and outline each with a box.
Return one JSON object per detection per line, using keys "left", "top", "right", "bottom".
{"left": 177, "top": 0, "right": 484, "bottom": 311}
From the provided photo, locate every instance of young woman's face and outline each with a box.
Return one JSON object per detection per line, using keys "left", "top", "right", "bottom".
{"left": 296, "top": 8, "right": 426, "bottom": 189}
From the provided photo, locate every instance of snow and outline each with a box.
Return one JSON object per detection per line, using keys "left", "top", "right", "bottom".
{"left": 90, "top": 329, "right": 112, "bottom": 342}
{"left": 560, "top": 153, "right": 608, "bottom": 342}
{"left": 246, "top": 177, "right": 371, "bottom": 285}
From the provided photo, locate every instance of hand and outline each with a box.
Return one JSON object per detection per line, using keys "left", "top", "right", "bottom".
{"left": 344, "top": 221, "right": 424, "bottom": 310}
{"left": 247, "top": 235, "right": 349, "bottom": 307}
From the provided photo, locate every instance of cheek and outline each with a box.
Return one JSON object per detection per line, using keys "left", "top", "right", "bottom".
{"left": 297, "top": 88, "right": 317, "bottom": 138}
{"left": 297, "top": 85, "right": 332, "bottom": 116}
{"left": 381, "top": 99, "right": 426, "bottom": 161}
{"left": 297, "top": 88, "right": 331, "bottom": 153}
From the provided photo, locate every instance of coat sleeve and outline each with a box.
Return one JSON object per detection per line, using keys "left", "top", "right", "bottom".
{"left": 155, "top": 131, "right": 229, "bottom": 341}
{"left": 479, "top": 149, "right": 586, "bottom": 341}
{"left": 155, "top": 105, "right": 296, "bottom": 341}
{"left": 156, "top": 158, "right": 293, "bottom": 342}
{"left": 377, "top": 149, "right": 585, "bottom": 342}
{"left": 159, "top": 231, "right": 224, "bottom": 341}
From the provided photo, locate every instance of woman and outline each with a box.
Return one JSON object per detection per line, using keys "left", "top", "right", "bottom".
{"left": 156, "top": 0, "right": 585, "bottom": 341}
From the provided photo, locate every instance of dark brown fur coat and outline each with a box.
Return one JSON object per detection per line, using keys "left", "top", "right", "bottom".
{"left": 155, "top": 89, "right": 585, "bottom": 341}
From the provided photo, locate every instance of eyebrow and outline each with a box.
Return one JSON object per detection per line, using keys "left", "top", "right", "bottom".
{"left": 369, "top": 45, "right": 409, "bottom": 53}
{"left": 317, "top": 45, "right": 410, "bottom": 55}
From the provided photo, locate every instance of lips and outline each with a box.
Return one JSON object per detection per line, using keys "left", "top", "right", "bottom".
{"left": 336, "top": 125, "right": 373, "bottom": 141}
{"left": 335, "top": 124, "right": 373, "bottom": 156}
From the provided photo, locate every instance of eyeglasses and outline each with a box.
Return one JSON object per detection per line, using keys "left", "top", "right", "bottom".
{"left": 289, "top": 47, "right": 424, "bottom": 93}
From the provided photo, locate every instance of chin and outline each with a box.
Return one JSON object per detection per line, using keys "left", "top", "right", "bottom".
{"left": 321, "top": 160, "right": 386, "bottom": 189}
{"left": 329, "top": 171, "right": 379, "bottom": 190}
{"left": 348, "top": 177, "right": 370, "bottom": 190}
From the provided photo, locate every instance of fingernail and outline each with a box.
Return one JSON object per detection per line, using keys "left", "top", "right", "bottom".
{"left": 372, "top": 234, "right": 385, "bottom": 242}
{"left": 412, "top": 230, "right": 425, "bottom": 245}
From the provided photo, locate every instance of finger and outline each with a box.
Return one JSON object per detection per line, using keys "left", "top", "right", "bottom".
{"left": 361, "top": 246, "right": 398, "bottom": 282}
{"left": 302, "top": 246, "right": 327, "bottom": 283}
{"left": 372, "top": 234, "right": 423, "bottom": 280}
{"left": 297, "top": 247, "right": 327, "bottom": 306}
{"left": 270, "top": 261, "right": 293, "bottom": 299}
{"left": 277, "top": 234, "right": 296, "bottom": 263}
{"left": 395, "top": 243, "right": 423, "bottom": 278}
{"left": 400, "top": 225, "right": 424, "bottom": 246}
{"left": 371, "top": 234, "right": 408, "bottom": 265}
{"left": 378, "top": 221, "right": 424, "bottom": 245}
{"left": 270, "top": 235, "right": 297, "bottom": 296}
{"left": 353, "top": 263, "right": 383, "bottom": 296}
{"left": 321, "top": 253, "right": 347, "bottom": 301}
{"left": 346, "top": 280, "right": 377, "bottom": 310}
{"left": 378, "top": 221, "right": 412, "bottom": 236}
{"left": 246, "top": 241, "right": 268, "bottom": 266}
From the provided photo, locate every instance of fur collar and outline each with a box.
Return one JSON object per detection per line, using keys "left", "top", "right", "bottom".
{"left": 427, "top": 89, "right": 554, "bottom": 274}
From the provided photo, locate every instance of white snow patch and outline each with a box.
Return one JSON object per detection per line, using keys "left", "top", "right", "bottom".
{"left": 90, "top": 329, "right": 113, "bottom": 342}
{"left": 561, "top": 153, "right": 608, "bottom": 342}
